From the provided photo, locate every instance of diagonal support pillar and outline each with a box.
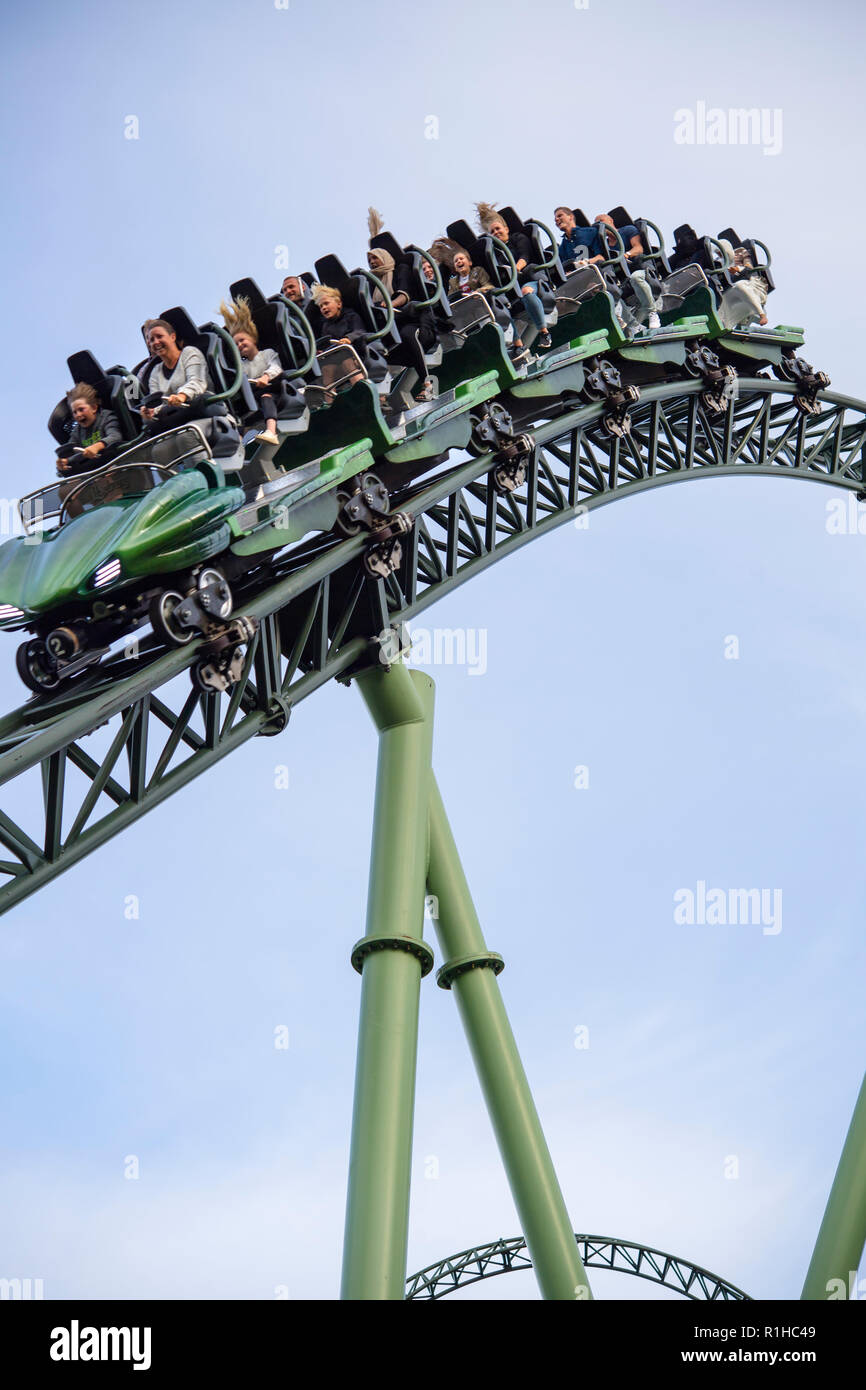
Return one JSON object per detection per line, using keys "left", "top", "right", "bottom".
{"left": 426, "top": 776, "right": 592, "bottom": 1301}
{"left": 341, "top": 664, "right": 435, "bottom": 1300}
{"left": 801, "top": 1070, "right": 866, "bottom": 1300}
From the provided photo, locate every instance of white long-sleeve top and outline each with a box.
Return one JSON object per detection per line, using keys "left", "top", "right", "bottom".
{"left": 241, "top": 348, "right": 282, "bottom": 383}
{"left": 147, "top": 346, "right": 210, "bottom": 401}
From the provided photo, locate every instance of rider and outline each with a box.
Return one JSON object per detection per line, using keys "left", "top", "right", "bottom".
{"left": 594, "top": 213, "right": 661, "bottom": 330}
{"left": 139, "top": 319, "right": 211, "bottom": 432}
{"left": 55, "top": 384, "right": 123, "bottom": 476}
{"left": 553, "top": 207, "right": 607, "bottom": 267}
{"left": 219, "top": 297, "right": 284, "bottom": 444}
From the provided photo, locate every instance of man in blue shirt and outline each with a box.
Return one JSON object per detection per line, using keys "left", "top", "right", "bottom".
{"left": 554, "top": 207, "right": 606, "bottom": 265}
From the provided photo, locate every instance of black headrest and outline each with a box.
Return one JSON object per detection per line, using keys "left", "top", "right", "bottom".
{"left": 312, "top": 256, "right": 390, "bottom": 339}
{"left": 718, "top": 226, "right": 741, "bottom": 248}
{"left": 66, "top": 349, "right": 106, "bottom": 388}
{"left": 500, "top": 206, "right": 525, "bottom": 236}
{"left": 313, "top": 254, "right": 352, "bottom": 293}
{"left": 444, "top": 222, "right": 483, "bottom": 265}
{"left": 236, "top": 299, "right": 282, "bottom": 353}
{"left": 445, "top": 220, "right": 482, "bottom": 261}
{"left": 369, "top": 231, "right": 409, "bottom": 267}
{"left": 229, "top": 276, "right": 268, "bottom": 312}
{"left": 571, "top": 208, "right": 591, "bottom": 228}
{"left": 144, "top": 306, "right": 211, "bottom": 357}
{"left": 608, "top": 206, "right": 633, "bottom": 228}
{"left": 673, "top": 224, "right": 699, "bottom": 247}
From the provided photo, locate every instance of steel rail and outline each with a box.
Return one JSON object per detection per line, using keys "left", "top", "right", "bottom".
{"left": 0, "top": 379, "right": 862, "bottom": 913}
{"left": 405, "top": 1233, "right": 752, "bottom": 1301}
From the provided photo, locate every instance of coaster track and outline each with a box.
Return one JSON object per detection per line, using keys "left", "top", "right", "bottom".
{"left": 0, "top": 377, "right": 863, "bottom": 916}
{"left": 405, "top": 1233, "right": 752, "bottom": 1300}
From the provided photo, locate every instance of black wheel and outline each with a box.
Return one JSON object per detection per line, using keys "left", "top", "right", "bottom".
{"left": 772, "top": 356, "right": 798, "bottom": 383}
{"left": 149, "top": 590, "right": 194, "bottom": 647}
{"left": 335, "top": 488, "right": 362, "bottom": 537}
{"left": 468, "top": 411, "right": 497, "bottom": 457}
{"left": 197, "top": 567, "right": 233, "bottom": 620}
{"left": 683, "top": 353, "right": 703, "bottom": 379}
{"left": 16, "top": 639, "right": 61, "bottom": 694}
{"left": 583, "top": 361, "right": 621, "bottom": 403}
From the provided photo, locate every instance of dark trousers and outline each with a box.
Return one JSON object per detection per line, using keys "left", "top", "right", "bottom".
{"left": 391, "top": 313, "right": 436, "bottom": 380}
{"left": 251, "top": 383, "right": 278, "bottom": 424}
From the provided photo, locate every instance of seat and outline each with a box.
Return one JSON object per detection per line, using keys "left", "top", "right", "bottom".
{"left": 159, "top": 306, "right": 254, "bottom": 411}
{"left": 443, "top": 216, "right": 521, "bottom": 346}
{"left": 669, "top": 224, "right": 705, "bottom": 271}
{"left": 555, "top": 263, "right": 607, "bottom": 320}
{"left": 500, "top": 205, "right": 564, "bottom": 305}
{"left": 366, "top": 231, "right": 447, "bottom": 389}
{"left": 599, "top": 206, "right": 662, "bottom": 319}
{"left": 229, "top": 276, "right": 314, "bottom": 421}
{"left": 718, "top": 227, "right": 776, "bottom": 293}
{"left": 313, "top": 252, "right": 398, "bottom": 386}
{"left": 47, "top": 351, "right": 143, "bottom": 451}
{"left": 132, "top": 308, "right": 246, "bottom": 461}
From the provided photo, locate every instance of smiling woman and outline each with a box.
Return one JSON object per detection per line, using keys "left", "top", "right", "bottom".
{"left": 140, "top": 318, "right": 211, "bottom": 430}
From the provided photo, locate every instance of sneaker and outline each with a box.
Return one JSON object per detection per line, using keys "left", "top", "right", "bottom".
{"left": 416, "top": 380, "right": 436, "bottom": 403}
{"left": 647, "top": 312, "right": 661, "bottom": 330}
{"left": 537, "top": 331, "right": 552, "bottom": 350}
{"left": 256, "top": 429, "right": 279, "bottom": 445}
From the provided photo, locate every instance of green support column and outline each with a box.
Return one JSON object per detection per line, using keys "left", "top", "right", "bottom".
{"left": 427, "top": 776, "right": 592, "bottom": 1301}
{"left": 341, "top": 664, "right": 435, "bottom": 1300}
{"left": 802, "top": 1071, "right": 866, "bottom": 1300}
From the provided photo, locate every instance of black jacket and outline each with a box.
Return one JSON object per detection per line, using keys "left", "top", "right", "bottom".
{"left": 315, "top": 307, "right": 367, "bottom": 354}
{"left": 392, "top": 262, "right": 437, "bottom": 345}
{"left": 504, "top": 230, "right": 538, "bottom": 285}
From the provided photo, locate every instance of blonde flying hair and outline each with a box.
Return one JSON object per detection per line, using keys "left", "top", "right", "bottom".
{"left": 218, "top": 296, "right": 259, "bottom": 345}
{"left": 311, "top": 283, "right": 342, "bottom": 308}
{"left": 475, "top": 201, "right": 504, "bottom": 234}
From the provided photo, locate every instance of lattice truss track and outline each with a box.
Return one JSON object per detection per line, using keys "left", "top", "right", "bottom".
{"left": 0, "top": 381, "right": 863, "bottom": 911}
{"left": 405, "top": 1234, "right": 751, "bottom": 1300}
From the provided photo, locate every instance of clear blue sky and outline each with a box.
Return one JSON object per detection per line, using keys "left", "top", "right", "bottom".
{"left": 0, "top": 0, "right": 863, "bottom": 1301}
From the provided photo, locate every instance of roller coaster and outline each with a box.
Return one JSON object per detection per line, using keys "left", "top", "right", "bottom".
{"left": 1, "top": 200, "right": 864, "bottom": 1300}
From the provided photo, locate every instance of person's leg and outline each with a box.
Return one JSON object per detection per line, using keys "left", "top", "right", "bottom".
{"left": 143, "top": 404, "right": 190, "bottom": 435}
{"left": 255, "top": 388, "right": 279, "bottom": 442}
{"left": 718, "top": 284, "right": 756, "bottom": 330}
{"left": 399, "top": 324, "right": 428, "bottom": 381}
{"left": 521, "top": 283, "right": 546, "bottom": 330}
{"left": 317, "top": 355, "right": 337, "bottom": 403}
{"left": 258, "top": 391, "right": 278, "bottom": 428}
{"left": 627, "top": 270, "right": 662, "bottom": 329}
{"left": 628, "top": 270, "right": 652, "bottom": 314}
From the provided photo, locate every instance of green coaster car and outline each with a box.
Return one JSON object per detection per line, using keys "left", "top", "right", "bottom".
{"left": 0, "top": 422, "right": 397, "bottom": 695}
